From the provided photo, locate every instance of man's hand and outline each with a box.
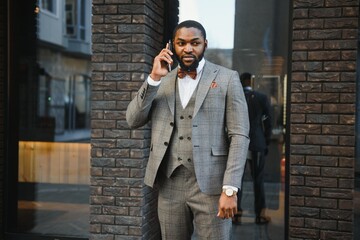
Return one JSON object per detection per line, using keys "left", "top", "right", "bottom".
{"left": 150, "top": 43, "right": 173, "bottom": 81}
{"left": 217, "top": 192, "right": 238, "bottom": 219}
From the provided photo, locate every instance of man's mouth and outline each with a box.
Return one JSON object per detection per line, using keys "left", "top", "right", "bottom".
{"left": 182, "top": 55, "right": 195, "bottom": 61}
{"left": 176, "top": 53, "right": 200, "bottom": 71}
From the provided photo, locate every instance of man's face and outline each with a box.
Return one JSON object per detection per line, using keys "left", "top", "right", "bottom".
{"left": 173, "top": 27, "right": 207, "bottom": 71}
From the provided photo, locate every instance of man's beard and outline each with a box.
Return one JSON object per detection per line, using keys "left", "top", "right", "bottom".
{"left": 175, "top": 51, "right": 205, "bottom": 71}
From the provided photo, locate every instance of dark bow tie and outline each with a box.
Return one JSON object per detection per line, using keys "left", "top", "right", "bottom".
{"left": 177, "top": 68, "right": 197, "bottom": 79}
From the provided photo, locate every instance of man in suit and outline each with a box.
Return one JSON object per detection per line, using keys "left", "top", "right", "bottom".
{"left": 126, "top": 20, "right": 249, "bottom": 239}
{"left": 232, "top": 72, "right": 272, "bottom": 225}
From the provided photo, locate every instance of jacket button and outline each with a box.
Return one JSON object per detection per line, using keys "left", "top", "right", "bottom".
{"left": 187, "top": 158, "right": 191, "bottom": 162}
{"left": 170, "top": 122, "right": 174, "bottom": 127}
{"left": 187, "top": 137, "right": 191, "bottom": 140}
{"left": 180, "top": 116, "right": 184, "bottom": 119}
{"left": 178, "top": 157, "right": 182, "bottom": 161}
{"left": 188, "top": 115, "right": 192, "bottom": 119}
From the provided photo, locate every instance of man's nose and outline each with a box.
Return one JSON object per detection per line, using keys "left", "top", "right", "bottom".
{"left": 184, "top": 44, "right": 193, "bottom": 52}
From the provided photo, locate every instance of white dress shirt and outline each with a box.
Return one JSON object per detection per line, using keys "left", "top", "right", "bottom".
{"left": 177, "top": 59, "right": 205, "bottom": 108}
{"left": 148, "top": 58, "right": 205, "bottom": 108}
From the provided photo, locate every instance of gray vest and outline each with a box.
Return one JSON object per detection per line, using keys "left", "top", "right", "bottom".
{"left": 162, "top": 81, "right": 197, "bottom": 177}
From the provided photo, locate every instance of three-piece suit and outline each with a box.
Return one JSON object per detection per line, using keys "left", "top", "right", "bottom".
{"left": 126, "top": 60, "right": 250, "bottom": 239}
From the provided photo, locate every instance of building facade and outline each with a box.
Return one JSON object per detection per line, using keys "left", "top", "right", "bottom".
{"left": 0, "top": 0, "right": 359, "bottom": 239}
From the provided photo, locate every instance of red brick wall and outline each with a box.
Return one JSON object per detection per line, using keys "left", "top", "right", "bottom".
{"left": 290, "top": 0, "right": 358, "bottom": 239}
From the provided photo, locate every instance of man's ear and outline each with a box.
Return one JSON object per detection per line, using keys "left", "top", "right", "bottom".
{"left": 204, "top": 39, "right": 208, "bottom": 49}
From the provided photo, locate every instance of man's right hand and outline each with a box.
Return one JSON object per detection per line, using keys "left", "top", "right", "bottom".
{"left": 150, "top": 43, "right": 173, "bottom": 81}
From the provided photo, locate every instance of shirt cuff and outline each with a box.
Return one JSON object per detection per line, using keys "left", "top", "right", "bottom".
{"left": 147, "top": 75, "right": 161, "bottom": 86}
{"left": 222, "top": 185, "right": 238, "bottom": 193}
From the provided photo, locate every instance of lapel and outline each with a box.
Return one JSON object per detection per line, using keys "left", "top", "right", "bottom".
{"left": 162, "top": 61, "right": 220, "bottom": 117}
{"left": 163, "top": 69, "right": 177, "bottom": 116}
{"left": 194, "top": 61, "right": 219, "bottom": 117}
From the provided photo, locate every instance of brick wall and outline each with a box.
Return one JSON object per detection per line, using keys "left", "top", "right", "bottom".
{"left": 290, "top": 0, "right": 358, "bottom": 239}
{"left": 90, "top": 1, "right": 172, "bottom": 239}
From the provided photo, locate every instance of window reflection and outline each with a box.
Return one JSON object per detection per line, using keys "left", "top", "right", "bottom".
{"left": 179, "top": 0, "right": 289, "bottom": 238}
{"left": 40, "top": 0, "right": 56, "bottom": 15}
{"left": 11, "top": 0, "right": 91, "bottom": 238}
{"left": 36, "top": 71, "right": 91, "bottom": 141}
{"left": 66, "top": 0, "right": 87, "bottom": 40}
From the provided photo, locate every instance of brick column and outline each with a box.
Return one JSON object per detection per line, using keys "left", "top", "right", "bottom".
{"left": 290, "top": 0, "right": 358, "bottom": 239}
{"left": 90, "top": 1, "right": 171, "bottom": 239}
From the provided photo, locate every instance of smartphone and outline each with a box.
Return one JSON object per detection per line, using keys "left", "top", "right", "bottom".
{"left": 167, "top": 40, "right": 172, "bottom": 72}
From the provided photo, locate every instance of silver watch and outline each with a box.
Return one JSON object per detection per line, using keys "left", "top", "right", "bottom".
{"left": 223, "top": 188, "right": 237, "bottom": 197}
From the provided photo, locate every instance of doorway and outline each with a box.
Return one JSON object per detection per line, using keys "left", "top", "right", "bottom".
{"left": 178, "top": 0, "right": 289, "bottom": 239}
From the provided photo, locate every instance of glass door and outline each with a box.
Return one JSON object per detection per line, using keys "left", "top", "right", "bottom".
{"left": 6, "top": 0, "right": 91, "bottom": 239}
{"left": 179, "top": 0, "right": 289, "bottom": 238}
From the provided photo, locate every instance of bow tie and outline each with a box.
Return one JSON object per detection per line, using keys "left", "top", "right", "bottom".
{"left": 177, "top": 68, "right": 197, "bottom": 80}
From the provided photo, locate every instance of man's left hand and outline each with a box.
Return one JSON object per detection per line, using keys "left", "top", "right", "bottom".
{"left": 217, "top": 192, "right": 238, "bottom": 219}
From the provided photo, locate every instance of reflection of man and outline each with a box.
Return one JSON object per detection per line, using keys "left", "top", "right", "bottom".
{"left": 233, "top": 72, "right": 272, "bottom": 225}
{"left": 126, "top": 20, "right": 250, "bottom": 239}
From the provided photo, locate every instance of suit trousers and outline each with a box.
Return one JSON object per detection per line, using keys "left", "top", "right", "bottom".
{"left": 157, "top": 165, "right": 232, "bottom": 240}
{"left": 237, "top": 150, "right": 266, "bottom": 217}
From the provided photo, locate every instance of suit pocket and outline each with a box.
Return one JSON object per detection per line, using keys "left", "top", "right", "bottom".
{"left": 211, "top": 146, "right": 228, "bottom": 156}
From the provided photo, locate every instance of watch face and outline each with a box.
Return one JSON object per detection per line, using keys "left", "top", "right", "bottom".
{"left": 225, "top": 188, "right": 233, "bottom": 196}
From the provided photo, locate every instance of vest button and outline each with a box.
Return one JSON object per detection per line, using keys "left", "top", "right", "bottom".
{"left": 179, "top": 136, "right": 184, "bottom": 140}
{"left": 180, "top": 116, "right": 184, "bottom": 119}
{"left": 164, "top": 142, "right": 168, "bottom": 146}
{"left": 170, "top": 122, "right": 174, "bottom": 127}
{"left": 187, "top": 158, "right": 191, "bottom": 162}
{"left": 187, "top": 137, "right": 191, "bottom": 140}
{"left": 178, "top": 157, "right": 182, "bottom": 161}
{"left": 188, "top": 115, "right": 192, "bottom": 119}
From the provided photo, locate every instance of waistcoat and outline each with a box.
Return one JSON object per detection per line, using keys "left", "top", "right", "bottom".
{"left": 162, "top": 81, "right": 197, "bottom": 177}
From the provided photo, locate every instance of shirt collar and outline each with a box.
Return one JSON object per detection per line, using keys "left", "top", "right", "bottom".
{"left": 197, "top": 58, "right": 205, "bottom": 74}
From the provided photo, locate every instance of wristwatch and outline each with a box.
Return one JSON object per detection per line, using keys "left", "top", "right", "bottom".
{"left": 222, "top": 187, "right": 237, "bottom": 197}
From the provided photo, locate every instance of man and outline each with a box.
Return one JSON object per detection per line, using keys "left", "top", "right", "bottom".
{"left": 126, "top": 20, "right": 249, "bottom": 239}
{"left": 233, "top": 72, "right": 272, "bottom": 225}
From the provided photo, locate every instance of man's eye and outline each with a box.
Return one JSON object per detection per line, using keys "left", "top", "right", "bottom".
{"left": 192, "top": 42, "right": 199, "bottom": 46}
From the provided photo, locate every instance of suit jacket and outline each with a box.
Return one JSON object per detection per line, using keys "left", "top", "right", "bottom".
{"left": 126, "top": 60, "right": 250, "bottom": 195}
{"left": 244, "top": 88, "right": 272, "bottom": 152}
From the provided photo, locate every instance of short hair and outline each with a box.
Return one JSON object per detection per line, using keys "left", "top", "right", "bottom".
{"left": 172, "top": 20, "right": 207, "bottom": 40}
{"left": 240, "top": 72, "right": 252, "bottom": 81}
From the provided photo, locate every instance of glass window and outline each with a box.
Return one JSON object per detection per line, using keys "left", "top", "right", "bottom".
{"left": 66, "top": 0, "right": 86, "bottom": 40}
{"left": 40, "top": 0, "right": 57, "bottom": 14}
{"left": 179, "top": 0, "right": 289, "bottom": 238}
{"left": 80, "top": 0, "right": 86, "bottom": 40}
{"left": 66, "top": 0, "right": 76, "bottom": 36}
{"left": 8, "top": 0, "right": 91, "bottom": 239}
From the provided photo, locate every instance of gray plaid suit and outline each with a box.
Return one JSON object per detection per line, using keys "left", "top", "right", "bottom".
{"left": 127, "top": 60, "right": 249, "bottom": 194}
{"left": 126, "top": 60, "right": 250, "bottom": 239}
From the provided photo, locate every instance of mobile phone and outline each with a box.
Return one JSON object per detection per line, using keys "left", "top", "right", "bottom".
{"left": 167, "top": 40, "right": 172, "bottom": 72}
